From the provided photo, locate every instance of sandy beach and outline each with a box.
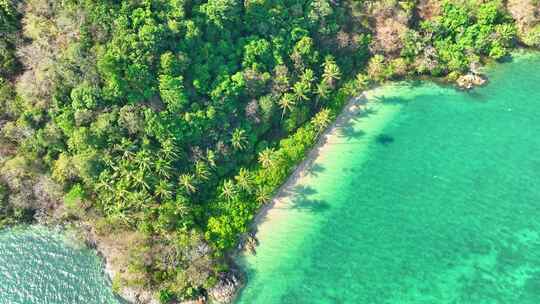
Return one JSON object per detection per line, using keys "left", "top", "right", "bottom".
{"left": 248, "top": 93, "right": 371, "bottom": 232}
{"left": 247, "top": 81, "right": 413, "bottom": 234}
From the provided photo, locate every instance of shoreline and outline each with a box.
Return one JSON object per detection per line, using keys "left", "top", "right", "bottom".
{"left": 232, "top": 50, "right": 540, "bottom": 304}
{"left": 246, "top": 93, "right": 370, "bottom": 235}
{"left": 231, "top": 50, "right": 540, "bottom": 300}
{"left": 2, "top": 49, "right": 538, "bottom": 304}
{"left": 231, "top": 89, "right": 391, "bottom": 302}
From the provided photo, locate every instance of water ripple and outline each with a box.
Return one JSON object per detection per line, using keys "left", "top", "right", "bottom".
{"left": 0, "top": 226, "right": 121, "bottom": 304}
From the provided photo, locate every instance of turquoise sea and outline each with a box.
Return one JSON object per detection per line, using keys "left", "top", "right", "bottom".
{"left": 1, "top": 52, "right": 540, "bottom": 304}
{"left": 0, "top": 226, "right": 120, "bottom": 303}
{"left": 237, "top": 52, "right": 540, "bottom": 304}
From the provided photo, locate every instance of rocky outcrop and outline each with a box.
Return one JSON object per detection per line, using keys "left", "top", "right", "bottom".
{"left": 208, "top": 271, "right": 242, "bottom": 304}
{"left": 507, "top": 0, "right": 539, "bottom": 30}
{"left": 180, "top": 299, "right": 206, "bottom": 304}
{"left": 120, "top": 287, "right": 159, "bottom": 304}
{"left": 78, "top": 222, "right": 246, "bottom": 304}
{"left": 456, "top": 73, "right": 487, "bottom": 90}
{"left": 237, "top": 231, "right": 259, "bottom": 255}
{"left": 506, "top": 0, "right": 540, "bottom": 46}
{"left": 369, "top": 2, "right": 410, "bottom": 57}
{"left": 77, "top": 223, "right": 160, "bottom": 304}
{"left": 417, "top": 0, "right": 442, "bottom": 21}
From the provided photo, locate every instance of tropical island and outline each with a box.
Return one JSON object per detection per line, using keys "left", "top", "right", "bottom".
{"left": 1, "top": 0, "right": 540, "bottom": 303}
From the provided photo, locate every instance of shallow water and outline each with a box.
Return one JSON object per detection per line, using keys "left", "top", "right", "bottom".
{"left": 0, "top": 226, "right": 120, "bottom": 304}
{"left": 236, "top": 52, "right": 540, "bottom": 304}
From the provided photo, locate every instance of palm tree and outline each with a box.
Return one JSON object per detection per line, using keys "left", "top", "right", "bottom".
{"left": 315, "top": 81, "right": 330, "bottom": 105}
{"left": 115, "top": 138, "right": 135, "bottom": 160}
{"left": 96, "top": 177, "right": 114, "bottom": 192}
{"left": 278, "top": 93, "right": 296, "bottom": 119}
{"left": 175, "top": 194, "right": 192, "bottom": 216}
{"left": 258, "top": 147, "right": 275, "bottom": 168}
{"left": 178, "top": 173, "right": 196, "bottom": 193}
{"left": 160, "top": 139, "right": 179, "bottom": 161}
{"left": 293, "top": 81, "right": 310, "bottom": 102}
{"left": 121, "top": 149, "right": 135, "bottom": 161}
{"left": 154, "top": 158, "right": 172, "bottom": 178}
{"left": 175, "top": 200, "right": 191, "bottom": 218}
{"left": 121, "top": 169, "right": 135, "bottom": 186}
{"left": 195, "top": 160, "right": 210, "bottom": 181}
{"left": 312, "top": 108, "right": 332, "bottom": 133}
{"left": 134, "top": 150, "right": 152, "bottom": 173}
{"left": 116, "top": 188, "right": 130, "bottom": 202}
{"left": 355, "top": 73, "right": 369, "bottom": 90}
{"left": 301, "top": 68, "right": 315, "bottom": 84}
{"left": 133, "top": 170, "right": 150, "bottom": 190}
{"left": 154, "top": 180, "right": 173, "bottom": 201}
{"left": 322, "top": 56, "right": 341, "bottom": 87}
{"left": 235, "top": 168, "right": 252, "bottom": 193}
{"left": 206, "top": 149, "right": 216, "bottom": 167}
{"left": 102, "top": 154, "right": 119, "bottom": 171}
{"left": 127, "top": 189, "right": 151, "bottom": 212}
{"left": 231, "top": 128, "right": 248, "bottom": 150}
{"left": 220, "top": 180, "right": 237, "bottom": 201}
{"left": 256, "top": 186, "right": 271, "bottom": 205}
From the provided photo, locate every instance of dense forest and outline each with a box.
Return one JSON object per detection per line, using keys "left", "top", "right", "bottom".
{"left": 1, "top": 0, "right": 539, "bottom": 302}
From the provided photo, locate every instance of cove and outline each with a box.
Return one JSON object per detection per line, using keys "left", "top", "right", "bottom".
{"left": 0, "top": 226, "right": 121, "bottom": 304}
{"left": 236, "top": 52, "right": 540, "bottom": 304}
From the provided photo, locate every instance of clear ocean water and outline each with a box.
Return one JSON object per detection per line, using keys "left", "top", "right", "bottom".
{"left": 0, "top": 226, "right": 121, "bottom": 304}
{"left": 236, "top": 52, "right": 540, "bottom": 304}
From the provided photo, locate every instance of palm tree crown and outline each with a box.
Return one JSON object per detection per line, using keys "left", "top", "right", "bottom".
{"left": 235, "top": 168, "right": 252, "bottom": 192}
{"left": 322, "top": 56, "right": 341, "bottom": 87}
{"left": 220, "top": 180, "right": 237, "bottom": 201}
{"left": 178, "top": 173, "right": 196, "bottom": 193}
{"left": 258, "top": 147, "right": 275, "bottom": 168}
{"left": 231, "top": 128, "right": 248, "bottom": 150}
{"left": 312, "top": 108, "right": 332, "bottom": 133}
{"left": 278, "top": 93, "right": 296, "bottom": 119}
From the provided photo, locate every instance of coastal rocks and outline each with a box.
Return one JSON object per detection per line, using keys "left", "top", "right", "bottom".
{"left": 79, "top": 222, "right": 244, "bottom": 304}
{"left": 456, "top": 73, "right": 487, "bottom": 90}
{"left": 180, "top": 298, "right": 206, "bottom": 304}
{"left": 507, "top": 0, "right": 540, "bottom": 46}
{"left": 121, "top": 287, "right": 159, "bottom": 304}
{"left": 77, "top": 223, "right": 160, "bottom": 304}
{"left": 189, "top": 242, "right": 212, "bottom": 261}
{"left": 237, "top": 231, "right": 259, "bottom": 255}
{"left": 208, "top": 271, "right": 242, "bottom": 304}
{"left": 76, "top": 221, "right": 247, "bottom": 304}
{"left": 244, "top": 235, "right": 258, "bottom": 255}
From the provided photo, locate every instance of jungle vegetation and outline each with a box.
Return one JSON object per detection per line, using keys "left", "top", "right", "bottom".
{"left": 1, "top": 0, "right": 539, "bottom": 302}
